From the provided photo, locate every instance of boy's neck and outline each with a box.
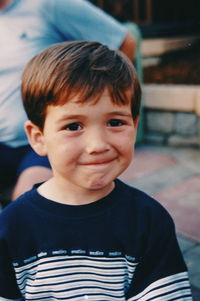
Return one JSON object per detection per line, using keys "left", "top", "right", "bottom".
{"left": 37, "top": 178, "right": 115, "bottom": 206}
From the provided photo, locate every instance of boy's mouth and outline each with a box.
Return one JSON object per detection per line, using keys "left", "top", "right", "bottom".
{"left": 80, "top": 158, "right": 116, "bottom": 166}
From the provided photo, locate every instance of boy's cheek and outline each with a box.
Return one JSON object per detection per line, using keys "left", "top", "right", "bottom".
{"left": 123, "top": 126, "right": 137, "bottom": 142}
{"left": 117, "top": 137, "right": 135, "bottom": 155}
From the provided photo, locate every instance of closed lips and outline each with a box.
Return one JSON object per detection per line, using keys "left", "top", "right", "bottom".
{"left": 81, "top": 158, "right": 116, "bottom": 165}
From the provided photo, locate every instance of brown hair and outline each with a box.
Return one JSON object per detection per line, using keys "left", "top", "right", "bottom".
{"left": 21, "top": 41, "right": 141, "bottom": 129}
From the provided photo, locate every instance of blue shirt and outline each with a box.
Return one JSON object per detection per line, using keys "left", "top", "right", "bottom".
{"left": 0, "top": 0, "right": 127, "bottom": 147}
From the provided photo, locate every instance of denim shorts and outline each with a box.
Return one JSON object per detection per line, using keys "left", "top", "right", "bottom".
{"left": 0, "top": 143, "right": 51, "bottom": 189}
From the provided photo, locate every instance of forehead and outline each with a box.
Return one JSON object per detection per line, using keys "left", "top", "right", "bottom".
{"left": 47, "top": 89, "right": 133, "bottom": 119}
{"left": 56, "top": 86, "right": 133, "bottom": 107}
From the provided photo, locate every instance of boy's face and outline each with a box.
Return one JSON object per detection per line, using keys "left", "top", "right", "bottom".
{"left": 27, "top": 89, "right": 138, "bottom": 198}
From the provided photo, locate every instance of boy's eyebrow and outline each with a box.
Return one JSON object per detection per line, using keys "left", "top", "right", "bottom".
{"left": 107, "top": 111, "right": 133, "bottom": 118}
{"left": 58, "top": 114, "right": 86, "bottom": 121}
{"left": 57, "top": 111, "right": 133, "bottom": 123}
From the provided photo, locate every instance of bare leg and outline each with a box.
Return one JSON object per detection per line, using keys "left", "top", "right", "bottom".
{"left": 12, "top": 166, "right": 52, "bottom": 200}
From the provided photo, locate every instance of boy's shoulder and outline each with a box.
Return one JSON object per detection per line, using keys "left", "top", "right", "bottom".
{"left": 116, "top": 179, "right": 164, "bottom": 208}
{"left": 0, "top": 187, "right": 38, "bottom": 233}
{"left": 115, "top": 179, "right": 173, "bottom": 223}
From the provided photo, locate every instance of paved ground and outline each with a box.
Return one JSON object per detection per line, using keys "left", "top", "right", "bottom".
{"left": 120, "top": 144, "right": 200, "bottom": 300}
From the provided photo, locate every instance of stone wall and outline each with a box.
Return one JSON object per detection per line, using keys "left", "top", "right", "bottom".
{"left": 144, "top": 109, "right": 200, "bottom": 147}
{"left": 142, "top": 85, "right": 200, "bottom": 147}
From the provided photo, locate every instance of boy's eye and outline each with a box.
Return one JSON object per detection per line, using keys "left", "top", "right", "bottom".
{"left": 108, "top": 119, "right": 125, "bottom": 127}
{"left": 65, "top": 122, "right": 82, "bottom": 131}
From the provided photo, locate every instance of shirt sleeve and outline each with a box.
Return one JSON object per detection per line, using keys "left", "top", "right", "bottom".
{"left": 126, "top": 209, "right": 192, "bottom": 300}
{"left": 50, "top": 0, "right": 127, "bottom": 50}
{"left": 0, "top": 233, "right": 23, "bottom": 300}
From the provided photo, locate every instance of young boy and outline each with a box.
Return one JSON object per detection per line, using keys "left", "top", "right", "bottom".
{"left": 0, "top": 41, "right": 192, "bottom": 300}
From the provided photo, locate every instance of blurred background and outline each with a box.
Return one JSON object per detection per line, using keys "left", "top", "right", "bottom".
{"left": 91, "top": 0, "right": 200, "bottom": 36}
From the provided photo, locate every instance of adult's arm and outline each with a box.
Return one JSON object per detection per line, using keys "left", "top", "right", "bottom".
{"left": 119, "top": 32, "right": 136, "bottom": 61}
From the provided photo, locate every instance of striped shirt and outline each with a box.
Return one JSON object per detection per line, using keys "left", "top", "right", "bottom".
{"left": 0, "top": 179, "right": 192, "bottom": 300}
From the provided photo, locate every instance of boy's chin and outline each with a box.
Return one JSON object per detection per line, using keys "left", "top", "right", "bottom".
{"left": 86, "top": 179, "right": 115, "bottom": 192}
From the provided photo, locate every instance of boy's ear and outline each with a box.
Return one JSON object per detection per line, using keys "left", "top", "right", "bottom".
{"left": 24, "top": 120, "right": 47, "bottom": 156}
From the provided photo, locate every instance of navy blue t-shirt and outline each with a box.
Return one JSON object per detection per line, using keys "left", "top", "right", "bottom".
{"left": 0, "top": 179, "right": 192, "bottom": 300}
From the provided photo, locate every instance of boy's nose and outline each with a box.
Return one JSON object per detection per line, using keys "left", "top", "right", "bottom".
{"left": 85, "top": 129, "right": 110, "bottom": 154}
